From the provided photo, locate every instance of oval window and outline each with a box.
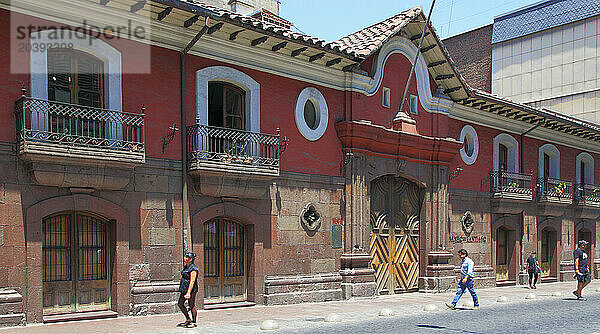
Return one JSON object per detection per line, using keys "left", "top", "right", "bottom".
{"left": 459, "top": 125, "right": 478, "bottom": 165}
{"left": 295, "top": 87, "right": 329, "bottom": 141}
{"left": 304, "top": 100, "right": 317, "bottom": 130}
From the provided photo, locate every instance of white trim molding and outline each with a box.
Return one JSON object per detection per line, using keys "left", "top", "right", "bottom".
{"left": 30, "top": 30, "right": 122, "bottom": 110}
{"left": 576, "top": 152, "right": 594, "bottom": 184}
{"left": 294, "top": 87, "right": 329, "bottom": 141}
{"left": 349, "top": 36, "right": 454, "bottom": 114}
{"left": 459, "top": 125, "right": 479, "bottom": 165}
{"left": 538, "top": 144, "right": 560, "bottom": 179}
{"left": 196, "top": 66, "right": 260, "bottom": 133}
{"left": 493, "top": 133, "right": 519, "bottom": 172}
{"left": 29, "top": 29, "right": 122, "bottom": 137}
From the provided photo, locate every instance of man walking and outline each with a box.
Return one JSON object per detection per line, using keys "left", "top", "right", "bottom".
{"left": 446, "top": 249, "right": 479, "bottom": 310}
{"left": 573, "top": 240, "right": 592, "bottom": 300}
{"left": 526, "top": 250, "right": 540, "bottom": 289}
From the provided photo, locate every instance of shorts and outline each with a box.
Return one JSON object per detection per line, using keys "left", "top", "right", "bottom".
{"left": 577, "top": 273, "right": 592, "bottom": 283}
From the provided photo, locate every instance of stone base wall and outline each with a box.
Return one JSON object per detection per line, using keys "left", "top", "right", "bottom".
{"left": 560, "top": 261, "right": 576, "bottom": 282}
{"left": 130, "top": 282, "right": 180, "bottom": 316}
{"left": 0, "top": 290, "right": 24, "bottom": 327}
{"left": 419, "top": 276, "right": 456, "bottom": 293}
{"left": 340, "top": 268, "right": 377, "bottom": 299}
{"left": 263, "top": 273, "right": 343, "bottom": 305}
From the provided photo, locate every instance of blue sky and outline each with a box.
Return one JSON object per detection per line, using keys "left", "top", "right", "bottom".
{"left": 279, "top": 0, "right": 537, "bottom": 41}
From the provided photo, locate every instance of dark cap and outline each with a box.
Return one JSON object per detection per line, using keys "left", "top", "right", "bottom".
{"left": 578, "top": 240, "right": 589, "bottom": 246}
{"left": 185, "top": 252, "right": 196, "bottom": 259}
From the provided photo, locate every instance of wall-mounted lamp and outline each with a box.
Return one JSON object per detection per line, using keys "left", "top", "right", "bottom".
{"left": 449, "top": 167, "right": 464, "bottom": 181}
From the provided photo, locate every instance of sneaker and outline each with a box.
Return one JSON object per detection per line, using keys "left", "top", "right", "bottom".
{"left": 572, "top": 291, "right": 580, "bottom": 299}
{"left": 473, "top": 306, "right": 479, "bottom": 310}
{"left": 445, "top": 303, "right": 456, "bottom": 310}
{"left": 533, "top": 286, "right": 536, "bottom": 289}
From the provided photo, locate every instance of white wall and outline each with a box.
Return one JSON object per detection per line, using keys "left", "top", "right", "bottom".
{"left": 492, "top": 16, "right": 600, "bottom": 123}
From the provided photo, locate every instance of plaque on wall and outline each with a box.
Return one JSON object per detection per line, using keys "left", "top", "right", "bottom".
{"left": 332, "top": 224, "right": 342, "bottom": 249}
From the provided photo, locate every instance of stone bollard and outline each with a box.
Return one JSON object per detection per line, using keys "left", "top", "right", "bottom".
{"left": 423, "top": 304, "right": 439, "bottom": 312}
{"left": 378, "top": 308, "right": 395, "bottom": 317}
{"left": 260, "top": 320, "right": 280, "bottom": 331}
{"left": 324, "top": 314, "right": 342, "bottom": 323}
{"left": 496, "top": 296, "right": 509, "bottom": 303}
{"left": 596, "top": 287, "right": 600, "bottom": 292}
{"left": 552, "top": 291, "right": 563, "bottom": 297}
{"left": 525, "top": 293, "right": 536, "bottom": 300}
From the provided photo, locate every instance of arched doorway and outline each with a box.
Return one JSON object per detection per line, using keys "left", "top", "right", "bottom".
{"left": 369, "top": 175, "right": 421, "bottom": 294}
{"left": 203, "top": 218, "right": 246, "bottom": 304}
{"left": 540, "top": 228, "right": 557, "bottom": 278}
{"left": 42, "top": 212, "right": 110, "bottom": 315}
{"left": 496, "top": 227, "right": 509, "bottom": 281}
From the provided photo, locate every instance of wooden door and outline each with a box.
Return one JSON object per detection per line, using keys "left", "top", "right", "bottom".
{"left": 496, "top": 228, "right": 509, "bottom": 281}
{"left": 203, "top": 219, "right": 246, "bottom": 304}
{"left": 370, "top": 176, "right": 421, "bottom": 294}
{"left": 541, "top": 229, "right": 551, "bottom": 277}
{"left": 42, "top": 212, "right": 110, "bottom": 315}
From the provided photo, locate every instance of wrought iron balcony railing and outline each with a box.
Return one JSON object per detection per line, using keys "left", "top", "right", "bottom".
{"left": 15, "top": 94, "right": 145, "bottom": 162}
{"left": 186, "top": 124, "right": 286, "bottom": 176}
{"left": 574, "top": 183, "right": 600, "bottom": 204}
{"left": 537, "top": 177, "right": 573, "bottom": 200}
{"left": 489, "top": 170, "right": 533, "bottom": 198}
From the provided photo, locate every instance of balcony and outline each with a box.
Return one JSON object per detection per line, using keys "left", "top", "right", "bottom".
{"left": 488, "top": 170, "right": 533, "bottom": 214}
{"left": 186, "top": 124, "right": 285, "bottom": 199}
{"left": 15, "top": 94, "right": 145, "bottom": 190}
{"left": 573, "top": 183, "right": 600, "bottom": 219}
{"left": 536, "top": 177, "right": 572, "bottom": 216}
{"left": 536, "top": 178, "right": 573, "bottom": 204}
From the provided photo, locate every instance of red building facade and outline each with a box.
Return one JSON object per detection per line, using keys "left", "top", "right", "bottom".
{"left": 0, "top": 0, "right": 599, "bottom": 325}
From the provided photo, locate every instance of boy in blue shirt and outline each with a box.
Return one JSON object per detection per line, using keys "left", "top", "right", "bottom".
{"left": 446, "top": 249, "right": 479, "bottom": 310}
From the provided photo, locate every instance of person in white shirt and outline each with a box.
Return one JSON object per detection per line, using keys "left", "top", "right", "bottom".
{"left": 446, "top": 248, "right": 479, "bottom": 310}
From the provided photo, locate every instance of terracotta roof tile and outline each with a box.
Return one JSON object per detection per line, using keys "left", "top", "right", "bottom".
{"left": 334, "top": 7, "right": 422, "bottom": 59}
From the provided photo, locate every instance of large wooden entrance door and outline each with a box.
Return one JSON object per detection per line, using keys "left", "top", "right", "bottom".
{"left": 369, "top": 175, "right": 421, "bottom": 294}
{"left": 496, "top": 228, "right": 509, "bottom": 281}
{"left": 540, "top": 228, "right": 556, "bottom": 277}
{"left": 42, "top": 212, "right": 110, "bottom": 315}
{"left": 203, "top": 218, "right": 246, "bottom": 304}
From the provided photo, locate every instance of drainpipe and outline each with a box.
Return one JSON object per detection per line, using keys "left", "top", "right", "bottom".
{"left": 181, "top": 19, "right": 210, "bottom": 253}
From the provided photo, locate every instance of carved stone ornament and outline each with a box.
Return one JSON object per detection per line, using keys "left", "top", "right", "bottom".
{"left": 300, "top": 203, "right": 321, "bottom": 232}
{"left": 461, "top": 211, "right": 475, "bottom": 236}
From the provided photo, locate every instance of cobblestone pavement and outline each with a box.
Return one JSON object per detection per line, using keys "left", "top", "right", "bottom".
{"left": 1, "top": 281, "right": 599, "bottom": 334}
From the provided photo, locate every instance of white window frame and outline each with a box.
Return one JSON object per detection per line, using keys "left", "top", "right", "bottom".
{"left": 459, "top": 125, "right": 479, "bottom": 165}
{"left": 493, "top": 133, "right": 519, "bottom": 172}
{"left": 295, "top": 87, "right": 329, "bottom": 141}
{"left": 29, "top": 30, "right": 123, "bottom": 137}
{"left": 409, "top": 95, "right": 418, "bottom": 115}
{"left": 576, "top": 152, "right": 594, "bottom": 185}
{"left": 538, "top": 144, "right": 560, "bottom": 179}
{"left": 196, "top": 66, "right": 260, "bottom": 132}
{"left": 382, "top": 87, "right": 391, "bottom": 108}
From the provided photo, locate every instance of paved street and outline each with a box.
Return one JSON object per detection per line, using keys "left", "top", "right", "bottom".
{"left": 2, "top": 281, "right": 599, "bottom": 334}
{"left": 281, "top": 293, "right": 600, "bottom": 334}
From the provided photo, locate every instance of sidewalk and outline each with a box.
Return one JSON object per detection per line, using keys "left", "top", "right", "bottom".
{"left": 2, "top": 281, "right": 598, "bottom": 334}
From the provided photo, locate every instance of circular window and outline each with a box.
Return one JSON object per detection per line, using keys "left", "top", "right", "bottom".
{"left": 304, "top": 100, "right": 318, "bottom": 130}
{"left": 459, "top": 125, "right": 478, "bottom": 165}
{"left": 295, "top": 87, "right": 328, "bottom": 141}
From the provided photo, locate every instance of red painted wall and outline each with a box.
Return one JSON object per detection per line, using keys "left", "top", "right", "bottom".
{"left": 3, "top": 8, "right": 597, "bottom": 183}
{"left": 351, "top": 53, "right": 447, "bottom": 139}
{"left": 448, "top": 118, "right": 600, "bottom": 191}
{"left": 1, "top": 9, "right": 182, "bottom": 160}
